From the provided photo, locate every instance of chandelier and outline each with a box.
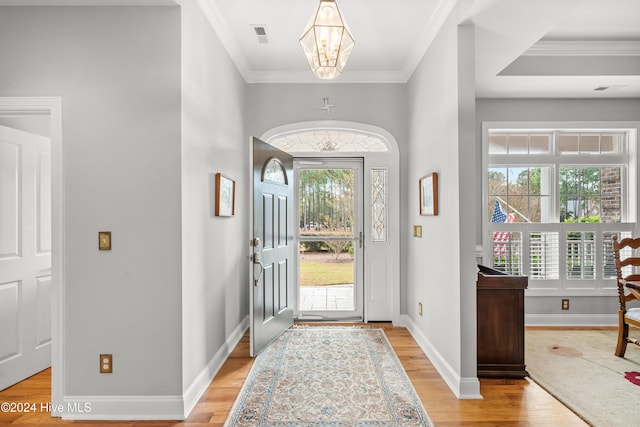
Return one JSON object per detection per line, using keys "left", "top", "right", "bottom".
{"left": 299, "top": 0, "right": 355, "bottom": 80}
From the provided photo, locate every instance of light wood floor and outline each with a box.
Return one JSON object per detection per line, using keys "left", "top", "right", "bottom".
{"left": 0, "top": 324, "right": 587, "bottom": 426}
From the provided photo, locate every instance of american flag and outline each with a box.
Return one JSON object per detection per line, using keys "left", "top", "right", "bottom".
{"left": 491, "top": 200, "right": 516, "bottom": 255}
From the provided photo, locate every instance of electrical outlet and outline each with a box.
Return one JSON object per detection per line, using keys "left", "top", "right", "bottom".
{"left": 561, "top": 299, "right": 570, "bottom": 310}
{"left": 100, "top": 354, "right": 112, "bottom": 373}
{"left": 418, "top": 302, "right": 423, "bottom": 316}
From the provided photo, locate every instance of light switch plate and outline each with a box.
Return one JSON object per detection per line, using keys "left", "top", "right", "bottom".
{"left": 413, "top": 225, "right": 422, "bottom": 238}
{"left": 98, "top": 231, "right": 111, "bottom": 251}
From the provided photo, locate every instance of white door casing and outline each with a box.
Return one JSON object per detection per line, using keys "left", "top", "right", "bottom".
{"left": 0, "top": 125, "right": 51, "bottom": 390}
{"left": 0, "top": 97, "right": 63, "bottom": 416}
{"left": 261, "top": 121, "right": 400, "bottom": 323}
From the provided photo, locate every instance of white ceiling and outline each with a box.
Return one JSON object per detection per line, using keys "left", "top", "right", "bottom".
{"left": 2, "top": 0, "right": 639, "bottom": 97}
{"left": 201, "top": 0, "right": 640, "bottom": 97}
{"left": 466, "top": 0, "right": 640, "bottom": 98}
{"left": 200, "top": 0, "right": 451, "bottom": 83}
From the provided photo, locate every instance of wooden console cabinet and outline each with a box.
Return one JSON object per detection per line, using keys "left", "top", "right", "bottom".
{"left": 477, "top": 264, "right": 528, "bottom": 378}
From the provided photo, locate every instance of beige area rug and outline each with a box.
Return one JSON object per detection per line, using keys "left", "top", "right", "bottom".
{"left": 224, "top": 327, "right": 433, "bottom": 426}
{"left": 526, "top": 329, "right": 640, "bottom": 427}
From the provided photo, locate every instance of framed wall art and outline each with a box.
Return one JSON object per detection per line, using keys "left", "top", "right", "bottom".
{"left": 419, "top": 172, "right": 438, "bottom": 216}
{"left": 215, "top": 173, "right": 236, "bottom": 217}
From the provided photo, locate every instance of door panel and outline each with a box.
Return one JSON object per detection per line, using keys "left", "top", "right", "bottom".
{"left": 251, "top": 137, "right": 294, "bottom": 356}
{"left": 0, "top": 140, "right": 20, "bottom": 258}
{"left": 35, "top": 274, "right": 52, "bottom": 348}
{"left": 0, "top": 125, "right": 51, "bottom": 390}
{"left": 0, "top": 282, "right": 20, "bottom": 361}
{"left": 36, "top": 148, "right": 52, "bottom": 255}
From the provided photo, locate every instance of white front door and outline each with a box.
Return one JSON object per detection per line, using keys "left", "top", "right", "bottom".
{"left": 0, "top": 125, "right": 51, "bottom": 390}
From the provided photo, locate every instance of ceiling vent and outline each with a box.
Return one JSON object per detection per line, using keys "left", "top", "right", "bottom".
{"left": 252, "top": 25, "right": 269, "bottom": 44}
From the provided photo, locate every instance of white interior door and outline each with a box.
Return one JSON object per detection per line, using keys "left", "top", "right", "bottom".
{"left": 251, "top": 137, "right": 294, "bottom": 356}
{"left": 0, "top": 125, "right": 51, "bottom": 390}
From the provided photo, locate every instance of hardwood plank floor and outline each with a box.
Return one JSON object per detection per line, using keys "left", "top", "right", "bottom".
{"left": 0, "top": 324, "right": 586, "bottom": 426}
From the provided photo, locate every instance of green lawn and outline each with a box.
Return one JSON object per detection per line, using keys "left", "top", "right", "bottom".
{"left": 299, "top": 261, "right": 353, "bottom": 286}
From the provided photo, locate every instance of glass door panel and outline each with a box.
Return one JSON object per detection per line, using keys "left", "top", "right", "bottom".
{"left": 296, "top": 159, "right": 363, "bottom": 320}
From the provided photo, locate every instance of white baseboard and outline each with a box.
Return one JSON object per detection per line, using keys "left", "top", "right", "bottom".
{"left": 62, "top": 315, "right": 250, "bottom": 420}
{"left": 401, "top": 315, "right": 482, "bottom": 400}
{"left": 182, "top": 315, "right": 249, "bottom": 418}
{"left": 525, "top": 314, "right": 617, "bottom": 326}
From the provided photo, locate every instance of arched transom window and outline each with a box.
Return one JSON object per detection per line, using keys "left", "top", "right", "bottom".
{"left": 268, "top": 129, "right": 389, "bottom": 153}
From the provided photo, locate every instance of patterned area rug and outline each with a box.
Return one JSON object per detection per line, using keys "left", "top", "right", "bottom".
{"left": 225, "top": 327, "right": 432, "bottom": 426}
{"left": 526, "top": 329, "right": 640, "bottom": 427}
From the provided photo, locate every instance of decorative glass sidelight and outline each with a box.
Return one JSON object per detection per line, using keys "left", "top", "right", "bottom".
{"left": 371, "top": 169, "right": 387, "bottom": 242}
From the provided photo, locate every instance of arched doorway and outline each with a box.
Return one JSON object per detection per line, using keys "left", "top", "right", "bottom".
{"left": 260, "top": 121, "right": 400, "bottom": 323}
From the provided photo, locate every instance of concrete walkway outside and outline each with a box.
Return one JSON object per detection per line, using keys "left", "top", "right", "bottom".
{"left": 299, "top": 284, "right": 354, "bottom": 311}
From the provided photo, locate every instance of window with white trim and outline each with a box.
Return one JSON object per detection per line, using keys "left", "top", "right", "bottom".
{"left": 486, "top": 128, "right": 636, "bottom": 292}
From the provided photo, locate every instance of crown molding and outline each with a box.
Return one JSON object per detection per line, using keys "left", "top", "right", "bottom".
{"left": 195, "top": 0, "right": 250, "bottom": 82}
{"left": 401, "top": 0, "right": 459, "bottom": 82}
{"left": 525, "top": 40, "right": 640, "bottom": 57}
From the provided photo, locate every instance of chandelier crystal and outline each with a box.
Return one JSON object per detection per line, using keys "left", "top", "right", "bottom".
{"left": 299, "top": 0, "right": 355, "bottom": 80}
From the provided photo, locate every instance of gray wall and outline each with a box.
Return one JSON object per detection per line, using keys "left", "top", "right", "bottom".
{"left": 405, "top": 5, "right": 479, "bottom": 395}
{"left": 180, "top": 0, "right": 249, "bottom": 393}
{"left": 0, "top": 6, "right": 183, "bottom": 396}
{"left": 476, "top": 98, "right": 640, "bottom": 321}
{"left": 245, "top": 84, "right": 407, "bottom": 142}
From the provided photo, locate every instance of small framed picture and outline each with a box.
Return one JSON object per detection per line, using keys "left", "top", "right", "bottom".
{"left": 215, "top": 173, "right": 236, "bottom": 217}
{"left": 419, "top": 172, "right": 438, "bottom": 216}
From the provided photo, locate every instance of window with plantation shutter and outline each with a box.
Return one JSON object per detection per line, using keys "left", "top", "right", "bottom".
{"left": 485, "top": 126, "right": 636, "bottom": 294}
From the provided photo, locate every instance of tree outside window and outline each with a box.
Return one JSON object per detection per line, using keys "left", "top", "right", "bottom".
{"left": 486, "top": 130, "right": 631, "bottom": 285}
